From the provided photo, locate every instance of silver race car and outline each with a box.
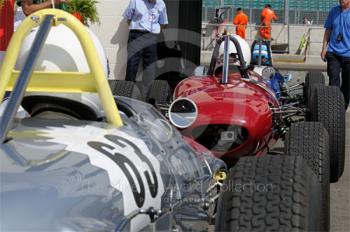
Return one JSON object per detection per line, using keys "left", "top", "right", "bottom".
{"left": 0, "top": 9, "right": 327, "bottom": 231}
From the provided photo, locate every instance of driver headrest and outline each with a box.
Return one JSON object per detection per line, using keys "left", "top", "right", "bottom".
{"left": 217, "top": 35, "right": 251, "bottom": 67}
{"left": 214, "top": 36, "right": 251, "bottom": 75}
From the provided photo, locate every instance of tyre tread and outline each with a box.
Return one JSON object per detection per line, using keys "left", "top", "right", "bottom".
{"left": 284, "top": 122, "right": 330, "bottom": 230}
{"left": 310, "top": 86, "right": 345, "bottom": 182}
{"left": 146, "top": 80, "right": 170, "bottom": 104}
{"left": 215, "top": 155, "right": 321, "bottom": 231}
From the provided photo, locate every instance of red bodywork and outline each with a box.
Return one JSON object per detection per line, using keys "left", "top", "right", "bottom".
{"left": 173, "top": 70, "right": 280, "bottom": 163}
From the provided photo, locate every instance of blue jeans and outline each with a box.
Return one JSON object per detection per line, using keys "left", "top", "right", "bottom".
{"left": 326, "top": 52, "right": 350, "bottom": 110}
{"left": 125, "top": 30, "right": 157, "bottom": 82}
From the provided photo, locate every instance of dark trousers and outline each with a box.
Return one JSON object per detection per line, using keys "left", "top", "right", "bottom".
{"left": 326, "top": 52, "right": 350, "bottom": 110}
{"left": 125, "top": 30, "right": 157, "bottom": 83}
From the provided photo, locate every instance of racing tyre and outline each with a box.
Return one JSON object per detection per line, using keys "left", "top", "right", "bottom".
{"left": 304, "top": 71, "right": 325, "bottom": 108}
{"left": 285, "top": 122, "right": 330, "bottom": 231}
{"left": 146, "top": 80, "right": 171, "bottom": 105}
{"left": 309, "top": 85, "right": 345, "bottom": 183}
{"left": 108, "top": 80, "right": 142, "bottom": 100}
{"left": 215, "top": 155, "right": 323, "bottom": 232}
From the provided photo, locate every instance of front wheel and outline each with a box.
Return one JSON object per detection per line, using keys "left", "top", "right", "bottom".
{"left": 215, "top": 155, "right": 323, "bottom": 231}
{"left": 285, "top": 122, "right": 330, "bottom": 231}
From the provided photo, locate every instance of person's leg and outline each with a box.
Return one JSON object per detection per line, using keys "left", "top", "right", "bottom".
{"left": 326, "top": 52, "right": 342, "bottom": 86}
{"left": 125, "top": 31, "right": 142, "bottom": 82}
{"left": 237, "top": 28, "right": 245, "bottom": 39}
{"left": 259, "top": 26, "right": 265, "bottom": 40}
{"left": 341, "top": 56, "right": 350, "bottom": 110}
{"left": 236, "top": 28, "right": 240, "bottom": 37}
{"left": 266, "top": 26, "right": 272, "bottom": 40}
{"left": 142, "top": 33, "right": 158, "bottom": 86}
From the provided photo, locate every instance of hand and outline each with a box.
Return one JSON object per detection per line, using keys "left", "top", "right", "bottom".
{"left": 321, "top": 49, "right": 327, "bottom": 62}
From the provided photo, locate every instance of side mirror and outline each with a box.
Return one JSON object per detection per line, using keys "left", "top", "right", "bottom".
{"left": 193, "top": 66, "right": 208, "bottom": 76}
{"left": 168, "top": 98, "right": 198, "bottom": 129}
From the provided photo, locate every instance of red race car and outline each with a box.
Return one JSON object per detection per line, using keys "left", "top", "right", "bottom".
{"left": 163, "top": 36, "right": 346, "bottom": 230}
{"left": 166, "top": 35, "right": 345, "bottom": 184}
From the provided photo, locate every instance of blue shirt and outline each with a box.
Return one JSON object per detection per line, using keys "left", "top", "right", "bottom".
{"left": 123, "top": 0, "right": 168, "bottom": 34}
{"left": 324, "top": 6, "right": 350, "bottom": 58}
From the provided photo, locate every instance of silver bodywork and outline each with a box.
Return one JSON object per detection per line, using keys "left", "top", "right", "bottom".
{"left": 0, "top": 12, "right": 225, "bottom": 231}
{"left": 0, "top": 97, "right": 225, "bottom": 231}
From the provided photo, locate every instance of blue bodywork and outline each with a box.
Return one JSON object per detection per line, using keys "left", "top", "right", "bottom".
{"left": 267, "top": 72, "right": 285, "bottom": 99}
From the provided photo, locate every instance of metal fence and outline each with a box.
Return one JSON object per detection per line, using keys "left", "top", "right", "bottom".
{"left": 203, "top": 0, "right": 337, "bottom": 9}
{"left": 202, "top": 7, "right": 330, "bottom": 25}
{"left": 201, "top": 23, "right": 325, "bottom": 56}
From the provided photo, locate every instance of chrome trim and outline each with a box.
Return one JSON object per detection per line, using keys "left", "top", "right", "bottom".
{"left": 168, "top": 98, "right": 198, "bottom": 129}
{"left": 203, "top": 158, "right": 213, "bottom": 176}
{"left": 221, "top": 36, "right": 229, "bottom": 84}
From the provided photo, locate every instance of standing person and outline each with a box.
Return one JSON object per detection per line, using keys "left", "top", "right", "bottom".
{"left": 259, "top": 4, "right": 278, "bottom": 41}
{"left": 123, "top": 0, "right": 168, "bottom": 85}
{"left": 20, "top": 0, "right": 69, "bottom": 16}
{"left": 321, "top": 0, "right": 350, "bottom": 110}
{"left": 233, "top": 7, "right": 248, "bottom": 39}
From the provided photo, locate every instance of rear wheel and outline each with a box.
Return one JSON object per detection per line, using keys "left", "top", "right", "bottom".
{"left": 215, "top": 155, "right": 323, "bottom": 231}
{"left": 304, "top": 71, "right": 325, "bottom": 108}
{"left": 285, "top": 122, "right": 330, "bottom": 231}
{"left": 308, "top": 85, "right": 345, "bottom": 182}
{"left": 146, "top": 80, "right": 171, "bottom": 105}
{"left": 108, "top": 80, "right": 142, "bottom": 100}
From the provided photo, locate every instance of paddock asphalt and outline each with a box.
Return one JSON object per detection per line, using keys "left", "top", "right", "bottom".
{"left": 330, "top": 110, "right": 350, "bottom": 231}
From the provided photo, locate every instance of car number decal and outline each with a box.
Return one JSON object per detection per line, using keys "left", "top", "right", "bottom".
{"left": 88, "top": 134, "right": 159, "bottom": 207}
{"left": 38, "top": 125, "right": 164, "bottom": 222}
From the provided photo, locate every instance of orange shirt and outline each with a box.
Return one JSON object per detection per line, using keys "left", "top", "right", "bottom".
{"left": 233, "top": 12, "right": 248, "bottom": 39}
{"left": 261, "top": 8, "right": 278, "bottom": 26}
{"left": 233, "top": 12, "right": 248, "bottom": 27}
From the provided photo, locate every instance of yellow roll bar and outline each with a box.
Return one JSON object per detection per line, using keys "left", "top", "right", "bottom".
{"left": 0, "top": 9, "right": 123, "bottom": 127}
